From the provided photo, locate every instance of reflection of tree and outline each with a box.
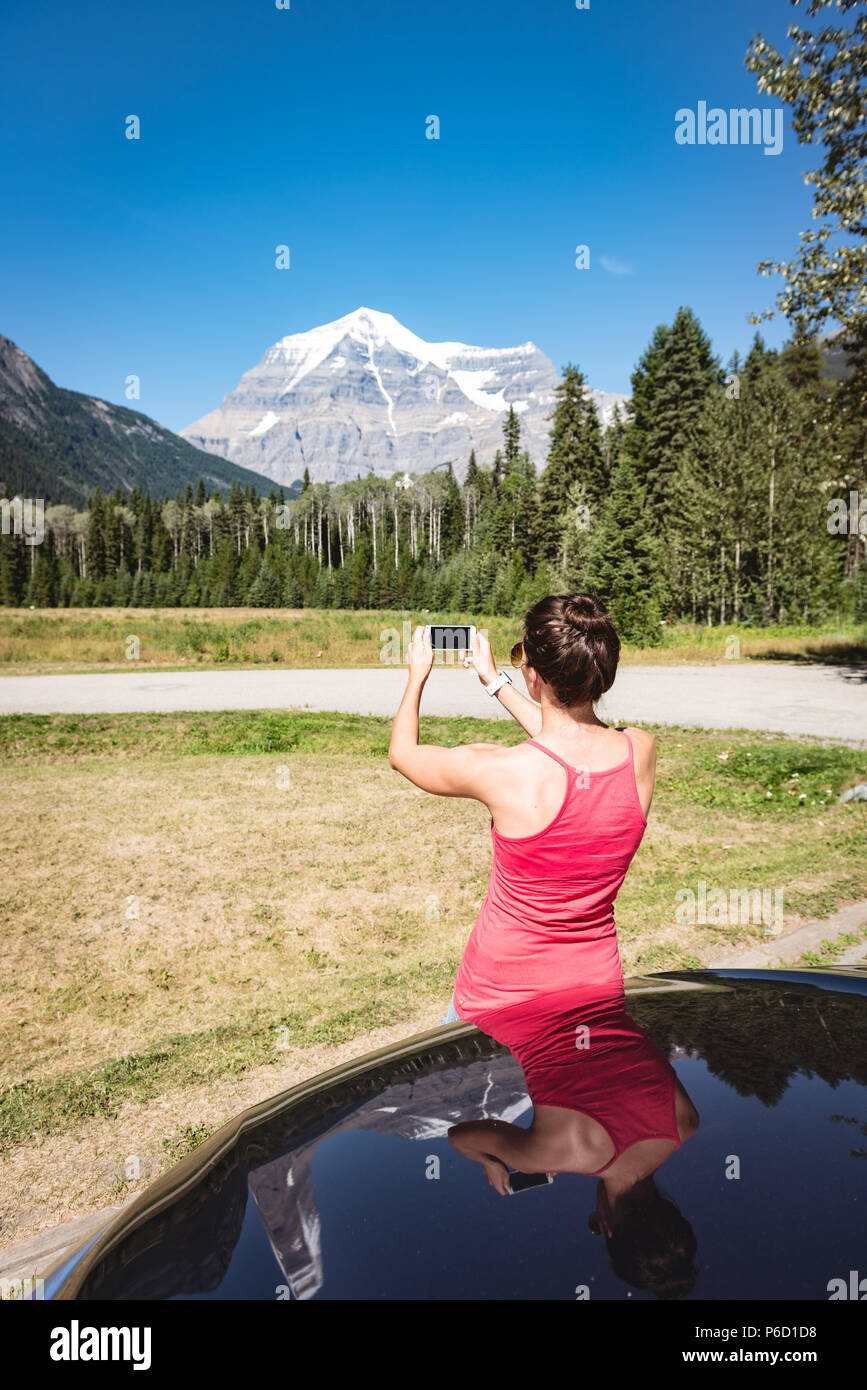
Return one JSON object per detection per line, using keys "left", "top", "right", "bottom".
{"left": 830, "top": 1114, "right": 867, "bottom": 1133}
{"left": 78, "top": 1150, "right": 250, "bottom": 1300}
{"left": 626, "top": 977, "right": 867, "bottom": 1107}
{"left": 830, "top": 1113, "right": 867, "bottom": 1159}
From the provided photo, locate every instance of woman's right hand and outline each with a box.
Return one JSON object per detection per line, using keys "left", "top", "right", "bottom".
{"left": 482, "top": 1156, "right": 512, "bottom": 1196}
{"left": 462, "top": 629, "right": 498, "bottom": 687}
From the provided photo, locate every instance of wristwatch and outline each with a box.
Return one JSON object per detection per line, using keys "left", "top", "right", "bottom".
{"left": 486, "top": 670, "right": 513, "bottom": 698}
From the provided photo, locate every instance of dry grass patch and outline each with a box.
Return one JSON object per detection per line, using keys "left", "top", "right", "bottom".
{"left": 1, "top": 755, "right": 492, "bottom": 1087}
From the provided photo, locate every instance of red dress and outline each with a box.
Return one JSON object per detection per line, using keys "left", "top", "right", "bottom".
{"left": 454, "top": 733, "right": 647, "bottom": 1018}
{"left": 470, "top": 988, "right": 682, "bottom": 1173}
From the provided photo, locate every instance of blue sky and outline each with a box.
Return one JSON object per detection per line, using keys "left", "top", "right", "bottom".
{"left": 0, "top": 0, "right": 818, "bottom": 435}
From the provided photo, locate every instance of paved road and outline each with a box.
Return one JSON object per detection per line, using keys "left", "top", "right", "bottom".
{"left": 1, "top": 662, "right": 865, "bottom": 741}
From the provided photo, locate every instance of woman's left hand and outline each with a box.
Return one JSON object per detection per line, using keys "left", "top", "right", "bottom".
{"left": 461, "top": 628, "right": 498, "bottom": 686}
{"left": 406, "top": 625, "right": 433, "bottom": 684}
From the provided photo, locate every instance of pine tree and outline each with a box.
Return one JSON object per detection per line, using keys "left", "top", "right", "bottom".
{"left": 233, "top": 543, "right": 260, "bottom": 604}
{"left": 584, "top": 450, "right": 665, "bottom": 645}
{"left": 503, "top": 406, "right": 521, "bottom": 471}
{"left": 491, "top": 448, "right": 505, "bottom": 493}
{"left": 114, "top": 569, "right": 133, "bottom": 606}
{"left": 440, "top": 464, "right": 464, "bottom": 554}
{"left": 779, "top": 332, "right": 828, "bottom": 398}
{"left": 283, "top": 568, "right": 303, "bottom": 608}
{"left": 462, "top": 449, "right": 482, "bottom": 550}
{"left": 0, "top": 494, "right": 28, "bottom": 604}
{"left": 855, "top": 561, "right": 867, "bottom": 623}
{"left": 604, "top": 403, "right": 628, "bottom": 473}
{"left": 670, "top": 352, "right": 840, "bottom": 627}
{"left": 744, "top": 332, "right": 777, "bottom": 385}
{"left": 745, "top": 356, "right": 839, "bottom": 624}
{"left": 27, "top": 532, "right": 58, "bottom": 606}
{"left": 538, "top": 364, "right": 607, "bottom": 566}
{"left": 248, "top": 554, "right": 282, "bottom": 607}
{"left": 629, "top": 307, "right": 720, "bottom": 522}
{"left": 668, "top": 385, "right": 757, "bottom": 625}
{"left": 87, "top": 490, "right": 107, "bottom": 581}
{"left": 183, "top": 569, "right": 201, "bottom": 606}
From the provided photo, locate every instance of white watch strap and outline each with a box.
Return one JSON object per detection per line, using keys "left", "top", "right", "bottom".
{"left": 486, "top": 671, "right": 512, "bottom": 698}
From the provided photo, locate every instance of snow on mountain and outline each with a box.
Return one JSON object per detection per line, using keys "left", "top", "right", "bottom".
{"left": 181, "top": 307, "right": 628, "bottom": 486}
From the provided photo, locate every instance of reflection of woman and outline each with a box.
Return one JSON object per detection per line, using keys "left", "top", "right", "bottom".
{"left": 448, "top": 991, "right": 700, "bottom": 1300}
{"left": 388, "top": 593, "right": 655, "bottom": 1019}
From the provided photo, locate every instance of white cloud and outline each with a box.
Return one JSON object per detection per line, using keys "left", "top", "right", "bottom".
{"left": 600, "top": 255, "right": 634, "bottom": 276}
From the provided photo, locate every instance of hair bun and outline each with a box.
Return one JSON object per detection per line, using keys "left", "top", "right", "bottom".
{"left": 563, "top": 594, "right": 608, "bottom": 630}
{"left": 521, "top": 592, "right": 620, "bottom": 707}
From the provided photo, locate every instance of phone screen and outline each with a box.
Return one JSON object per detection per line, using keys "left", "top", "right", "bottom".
{"left": 428, "top": 625, "right": 474, "bottom": 652}
{"left": 509, "top": 1171, "right": 553, "bottom": 1194}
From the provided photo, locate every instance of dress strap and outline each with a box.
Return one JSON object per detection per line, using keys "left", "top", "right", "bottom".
{"left": 526, "top": 735, "right": 634, "bottom": 771}
{"left": 524, "top": 739, "right": 575, "bottom": 774}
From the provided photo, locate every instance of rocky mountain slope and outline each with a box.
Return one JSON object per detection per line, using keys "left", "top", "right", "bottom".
{"left": 181, "top": 307, "right": 629, "bottom": 486}
{"left": 0, "top": 334, "right": 276, "bottom": 507}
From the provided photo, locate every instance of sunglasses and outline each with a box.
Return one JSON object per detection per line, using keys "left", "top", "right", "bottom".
{"left": 510, "top": 641, "right": 525, "bottom": 669}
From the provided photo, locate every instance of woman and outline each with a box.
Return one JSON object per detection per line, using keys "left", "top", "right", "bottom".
{"left": 445, "top": 988, "right": 700, "bottom": 1299}
{"left": 390, "top": 593, "right": 696, "bottom": 1294}
{"left": 388, "top": 592, "right": 656, "bottom": 1019}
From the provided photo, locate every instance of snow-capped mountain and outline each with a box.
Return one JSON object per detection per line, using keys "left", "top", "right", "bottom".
{"left": 181, "top": 308, "right": 628, "bottom": 486}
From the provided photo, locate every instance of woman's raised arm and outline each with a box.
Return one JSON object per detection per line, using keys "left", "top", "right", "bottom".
{"left": 388, "top": 626, "right": 505, "bottom": 797}
{"left": 463, "top": 630, "right": 543, "bottom": 737}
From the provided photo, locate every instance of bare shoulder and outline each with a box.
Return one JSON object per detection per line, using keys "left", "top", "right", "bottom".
{"left": 624, "top": 726, "right": 656, "bottom": 761}
{"left": 454, "top": 742, "right": 516, "bottom": 778}
{"left": 623, "top": 725, "right": 655, "bottom": 748}
{"left": 460, "top": 741, "right": 535, "bottom": 785}
{"left": 464, "top": 741, "right": 540, "bottom": 762}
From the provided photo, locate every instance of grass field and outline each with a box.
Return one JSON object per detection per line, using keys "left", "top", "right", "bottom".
{"left": 0, "top": 708, "right": 865, "bottom": 1249}
{"left": 0, "top": 607, "right": 864, "bottom": 674}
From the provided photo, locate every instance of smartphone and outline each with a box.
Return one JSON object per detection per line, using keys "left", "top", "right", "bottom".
{"left": 509, "top": 1171, "right": 554, "bottom": 1195}
{"left": 424, "top": 624, "right": 476, "bottom": 653}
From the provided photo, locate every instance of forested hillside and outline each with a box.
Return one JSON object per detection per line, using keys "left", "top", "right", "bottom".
{"left": 3, "top": 311, "right": 864, "bottom": 642}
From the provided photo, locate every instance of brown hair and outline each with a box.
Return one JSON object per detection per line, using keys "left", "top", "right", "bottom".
{"left": 603, "top": 1181, "right": 699, "bottom": 1301}
{"left": 519, "top": 593, "right": 620, "bottom": 707}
